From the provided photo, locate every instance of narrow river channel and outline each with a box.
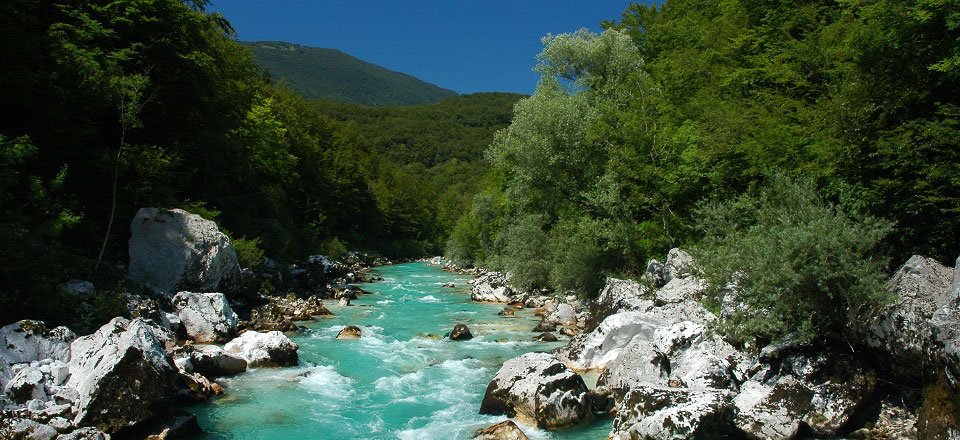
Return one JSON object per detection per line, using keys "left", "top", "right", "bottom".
{"left": 187, "top": 262, "right": 611, "bottom": 439}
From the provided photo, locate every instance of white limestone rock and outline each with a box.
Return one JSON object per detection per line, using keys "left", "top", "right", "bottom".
{"left": 479, "top": 352, "right": 591, "bottom": 429}
{"left": 223, "top": 331, "right": 298, "bottom": 367}
{"left": 66, "top": 318, "right": 177, "bottom": 433}
{"left": 172, "top": 292, "right": 238, "bottom": 343}
{"left": 127, "top": 207, "right": 240, "bottom": 295}
{"left": 609, "top": 385, "right": 735, "bottom": 440}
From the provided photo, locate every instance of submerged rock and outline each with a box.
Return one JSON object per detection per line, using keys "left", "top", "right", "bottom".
{"left": 224, "top": 331, "right": 298, "bottom": 367}
{"left": 336, "top": 326, "right": 362, "bottom": 340}
{"left": 128, "top": 207, "right": 240, "bottom": 295}
{"left": 66, "top": 317, "right": 178, "bottom": 433}
{"left": 479, "top": 352, "right": 591, "bottom": 429}
{"left": 534, "top": 332, "right": 558, "bottom": 342}
{"left": 449, "top": 324, "right": 473, "bottom": 341}
{"left": 172, "top": 292, "right": 238, "bottom": 343}
{"left": 473, "top": 420, "right": 529, "bottom": 440}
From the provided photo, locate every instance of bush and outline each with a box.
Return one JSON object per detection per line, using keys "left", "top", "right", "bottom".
{"left": 493, "top": 214, "right": 550, "bottom": 291}
{"left": 694, "top": 174, "right": 894, "bottom": 344}
{"left": 232, "top": 236, "right": 265, "bottom": 269}
{"left": 322, "top": 237, "right": 348, "bottom": 260}
{"left": 548, "top": 217, "right": 605, "bottom": 298}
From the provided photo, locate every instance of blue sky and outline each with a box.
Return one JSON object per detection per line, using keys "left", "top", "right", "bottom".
{"left": 207, "top": 1, "right": 638, "bottom": 95}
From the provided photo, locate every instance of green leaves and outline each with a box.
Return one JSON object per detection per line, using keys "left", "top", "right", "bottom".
{"left": 695, "top": 174, "right": 893, "bottom": 344}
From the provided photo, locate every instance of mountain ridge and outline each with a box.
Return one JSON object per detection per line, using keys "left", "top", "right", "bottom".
{"left": 244, "top": 41, "right": 458, "bottom": 106}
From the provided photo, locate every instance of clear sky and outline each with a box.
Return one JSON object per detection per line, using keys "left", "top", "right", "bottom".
{"left": 206, "top": 1, "right": 639, "bottom": 95}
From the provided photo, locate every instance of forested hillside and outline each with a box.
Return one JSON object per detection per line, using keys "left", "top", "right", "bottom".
{"left": 447, "top": 0, "right": 960, "bottom": 318}
{"left": 0, "top": 0, "right": 515, "bottom": 327}
{"left": 246, "top": 41, "right": 458, "bottom": 105}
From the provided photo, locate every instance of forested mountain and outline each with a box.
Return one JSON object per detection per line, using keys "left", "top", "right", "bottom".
{"left": 245, "top": 41, "right": 458, "bottom": 106}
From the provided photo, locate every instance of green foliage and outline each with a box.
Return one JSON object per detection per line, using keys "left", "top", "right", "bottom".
{"left": 232, "top": 237, "right": 266, "bottom": 269}
{"left": 321, "top": 237, "right": 348, "bottom": 260}
{"left": 246, "top": 41, "right": 457, "bottom": 106}
{"left": 492, "top": 214, "right": 550, "bottom": 291}
{"left": 694, "top": 174, "right": 893, "bottom": 344}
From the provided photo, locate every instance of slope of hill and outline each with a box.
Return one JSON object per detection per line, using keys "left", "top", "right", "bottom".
{"left": 313, "top": 92, "right": 525, "bottom": 166}
{"left": 245, "top": 41, "right": 458, "bottom": 106}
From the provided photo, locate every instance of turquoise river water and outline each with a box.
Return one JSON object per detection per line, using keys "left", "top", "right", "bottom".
{"left": 187, "top": 262, "right": 611, "bottom": 439}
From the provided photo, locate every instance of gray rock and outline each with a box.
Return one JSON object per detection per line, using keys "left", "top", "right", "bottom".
{"left": 733, "top": 353, "right": 876, "bottom": 439}
{"left": 55, "top": 427, "right": 110, "bottom": 440}
{"left": 663, "top": 248, "right": 696, "bottom": 284}
{"left": 172, "top": 292, "right": 238, "bottom": 343}
{"left": 47, "top": 417, "right": 72, "bottom": 433}
{"left": 479, "top": 352, "right": 591, "bottom": 429}
{"left": 56, "top": 281, "right": 94, "bottom": 298}
{"left": 589, "top": 278, "right": 653, "bottom": 328}
{"left": 473, "top": 420, "right": 529, "bottom": 440}
{"left": 609, "top": 385, "right": 735, "bottom": 440}
{"left": 0, "top": 418, "right": 58, "bottom": 440}
{"left": 862, "top": 255, "right": 953, "bottom": 369}
{"left": 546, "top": 303, "right": 578, "bottom": 326}
{"left": 471, "top": 272, "right": 515, "bottom": 303}
{"left": 0, "top": 321, "right": 75, "bottom": 389}
{"left": 66, "top": 317, "right": 178, "bottom": 433}
{"left": 127, "top": 207, "right": 240, "bottom": 295}
{"left": 4, "top": 366, "right": 46, "bottom": 403}
{"left": 336, "top": 326, "right": 362, "bottom": 340}
{"left": 449, "top": 324, "right": 473, "bottom": 341}
{"left": 223, "top": 331, "right": 298, "bottom": 367}
{"left": 190, "top": 345, "right": 247, "bottom": 377}
{"left": 641, "top": 260, "right": 666, "bottom": 288}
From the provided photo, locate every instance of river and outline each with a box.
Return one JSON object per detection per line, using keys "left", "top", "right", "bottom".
{"left": 187, "top": 262, "right": 611, "bottom": 439}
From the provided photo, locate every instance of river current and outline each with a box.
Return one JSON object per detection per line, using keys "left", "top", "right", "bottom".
{"left": 187, "top": 262, "right": 611, "bottom": 439}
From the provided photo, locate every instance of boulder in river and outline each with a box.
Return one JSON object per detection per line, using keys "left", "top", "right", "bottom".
{"left": 336, "top": 326, "right": 362, "bottom": 340}
{"left": 172, "top": 292, "right": 238, "bottom": 343}
{"left": 449, "top": 324, "right": 473, "bottom": 341}
{"left": 473, "top": 420, "right": 529, "bottom": 440}
{"left": 534, "top": 332, "right": 558, "bottom": 342}
{"left": 66, "top": 317, "right": 178, "bottom": 433}
{"left": 190, "top": 345, "right": 247, "bottom": 377}
{"left": 479, "top": 352, "right": 591, "bottom": 429}
{"left": 224, "top": 331, "right": 298, "bottom": 367}
{"left": 532, "top": 319, "right": 556, "bottom": 333}
{"left": 128, "top": 207, "right": 240, "bottom": 295}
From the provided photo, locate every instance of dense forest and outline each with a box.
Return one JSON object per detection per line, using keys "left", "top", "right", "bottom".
{"left": 0, "top": 0, "right": 515, "bottom": 327}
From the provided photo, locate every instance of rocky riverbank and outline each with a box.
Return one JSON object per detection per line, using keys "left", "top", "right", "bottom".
{"left": 0, "top": 207, "right": 384, "bottom": 439}
{"left": 434, "top": 251, "right": 960, "bottom": 439}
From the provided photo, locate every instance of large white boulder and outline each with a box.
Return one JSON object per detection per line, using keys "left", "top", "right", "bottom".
{"left": 66, "top": 318, "right": 178, "bottom": 432}
{"left": 223, "top": 331, "right": 298, "bottom": 367}
{"left": 127, "top": 207, "right": 240, "bottom": 295}
{"left": 479, "top": 352, "right": 591, "bottom": 429}
{"left": 172, "top": 292, "right": 238, "bottom": 343}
